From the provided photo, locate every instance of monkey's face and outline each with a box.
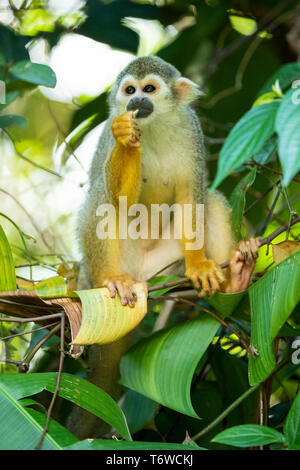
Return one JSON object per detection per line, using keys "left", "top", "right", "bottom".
{"left": 115, "top": 74, "right": 174, "bottom": 124}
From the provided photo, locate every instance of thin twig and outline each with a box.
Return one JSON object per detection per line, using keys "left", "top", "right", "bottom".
{"left": 0, "top": 313, "right": 63, "bottom": 323}
{"left": 35, "top": 314, "right": 65, "bottom": 450}
{"left": 1, "top": 322, "right": 60, "bottom": 341}
{"left": 23, "top": 323, "right": 61, "bottom": 366}
{"left": 260, "top": 182, "right": 282, "bottom": 236}
{"left": 3, "top": 129, "right": 64, "bottom": 179}
{"left": 245, "top": 160, "right": 300, "bottom": 184}
{"left": 244, "top": 180, "right": 280, "bottom": 216}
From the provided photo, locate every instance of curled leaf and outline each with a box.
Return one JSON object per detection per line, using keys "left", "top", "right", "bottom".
{"left": 72, "top": 283, "right": 148, "bottom": 346}
{"left": 272, "top": 240, "right": 300, "bottom": 264}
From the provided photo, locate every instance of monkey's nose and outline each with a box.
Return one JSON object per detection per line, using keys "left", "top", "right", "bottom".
{"left": 126, "top": 97, "right": 154, "bottom": 119}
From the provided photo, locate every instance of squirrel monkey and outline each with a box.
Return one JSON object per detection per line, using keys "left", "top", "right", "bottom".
{"left": 78, "top": 55, "right": 259, "bottom": 300}
{"left": 72, "top": 56, "right": 260, "bottom": 438}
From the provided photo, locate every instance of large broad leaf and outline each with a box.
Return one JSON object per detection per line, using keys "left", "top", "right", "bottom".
{"left": 205, "top": 291, "right": 245, "bottom": 318}
{"left": 120, "top": 315, "right": 219, "bottom": 418}
{"left": 25, "top": 408, "right": 78, "bottom": 448}
{"left": 284, "top": 392, "right": 300, "bottom": 449}
{"left": 253, "top": 136, "right": 277, "bottom": 164}
{"left": 0, "top": 224, "right": 17, "bottom": 290}
{"left": 275, "top": 88, "right": 300, "bottom": 186}
{"left": 122, "top": 390, "right": 158, "bottom": 434}
{"left": 229, "top": 167, "right": 257, "bottom": 240}
{"left": 0, "top": 383, "right": 60, "bottom": 450}
{"left": 10, "top": 60, "right": 56, "bottom": 88}
{"left": 249, "top": 251, "right": 300, "bottom": 385}
{"left": 0, "top": 373, "right": 131, "bottom": 441}
{"left": 258, "top": 61, "right": 300, "bottom": 96}
{"left": 64, "top": 439, "right": 204, "bottom": 450}
{"left": 212, "top": 101, "right": 280, "bottom": 189}
{"left": 212, "top": 424, "right": 285, "bottom": 448}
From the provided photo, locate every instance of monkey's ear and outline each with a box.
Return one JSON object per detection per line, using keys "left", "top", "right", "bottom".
{"left": 173, "top": 77, "right": 202, "bottom": 103}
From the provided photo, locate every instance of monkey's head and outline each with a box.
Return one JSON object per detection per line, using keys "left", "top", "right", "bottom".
{"left": 109, "top": 56, "right": 201, "bottom": 125}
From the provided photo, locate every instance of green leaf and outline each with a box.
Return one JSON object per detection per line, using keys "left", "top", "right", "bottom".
{"left": 0, "top": 24, "right": 29, "bottom": 63}
{"left": 253, "top": 136, "right": 277, "bottom": 164}
{"left": 249, "top": 251, "right": 300, "bottom": 385}
{"left": 284, "top": 392, "right": 300, "bottom": 449}
{"left": 120, "top": 315, "right": 219, "bottom": 418}
{"left": 0, "top": 224, "right": 17, "bottom": 290}
{"left": 0, "top": 114, "right": 26, "bottom": 129}
{"left": 258, "top": 61, "right": 300, "bottom": 96}
{"left": 122, "top": 390, "right": 158, "bottom": 434}
{"left": 0, "top": 372, "right": 131, "bottom": 441}
{"left": 19, "top": 398, "right": 46, "bottom": 414}
{"left": 206, "top": 291, "right": 245, "bottom": 318}
{"left": 275, "top": 88, "right": 300, "bottom": 186}
{"left": 229, "top": 167, "right": 257, "bottom": 240}
{"left": 35, "top": 276, "right": 68, "bottom": 298}
{"left": 10, "top": 60, "right": 56, "bottom": 88}
{"left": 64, "top": 439, "right": 205, "bottom": 450}
{"left": 70, "top": 91, "right": 108, "bottom": 131}
{"left": 26, "top": 408, "right": 78, "bottom": 448}
{"left": 212, "top": 424, "right": 285, "bottom": 448}
{"left": 0, "top": 383, "right": 60, "bottom": 450}
{"left": 212, "top": 101, "right": 280, "bottom": 189}
{"left": 148, "top": 275, "right": 183, "bottom": 296}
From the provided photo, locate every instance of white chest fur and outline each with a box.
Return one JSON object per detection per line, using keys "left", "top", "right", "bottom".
{"left": 139, "top": 116, "right": 195, "bottom": 205}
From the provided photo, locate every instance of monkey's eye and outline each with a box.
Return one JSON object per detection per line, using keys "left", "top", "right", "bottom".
{"left": 125, "top": 86, "right": 136, "bottom": 95}
{"left": 143, "top": 84, "right": 156, "bottom": 93}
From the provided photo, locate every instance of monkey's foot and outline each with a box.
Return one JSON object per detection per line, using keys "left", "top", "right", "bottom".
{"left": 103, "top": 273, "right": 146, "bottom": 308}
{"left": 224, "top": 237, "right": 261, "bottom": 293}
{"left": 111, "top": 111, "right": 141, "bottom": 148}
{"left": 186, "top": 259, "right": 225, "bottom": 297}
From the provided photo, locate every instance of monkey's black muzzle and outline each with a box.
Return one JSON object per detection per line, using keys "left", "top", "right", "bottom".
{"left": 126, "top": 97, "right": 154, "bottom": 118}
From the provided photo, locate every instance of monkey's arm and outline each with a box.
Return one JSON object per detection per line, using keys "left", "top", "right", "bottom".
{"left": 106, "top": 111, "right": 142, "bottom": 208}
{"left": 79, "top": 111, "right": 144, "bottom": 306}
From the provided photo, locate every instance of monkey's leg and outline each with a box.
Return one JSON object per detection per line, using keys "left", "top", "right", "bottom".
{"left": 175, "top": 186, "right": 225, "bottom": 297}
{"left": 223, "top": 238, "right": 261, "bottom": 293}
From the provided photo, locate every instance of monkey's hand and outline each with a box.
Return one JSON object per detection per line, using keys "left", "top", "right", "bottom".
{"left": 102, "top": 273, "right": 147, "bottom": 308}
{"left": 185, "top": 258, "right": 225, "bottom": 297}
{"left": 111, "top": 111, "right": 141, "bottom": 148}
{"left": 224, "top": 237, "right": 261, "bottom": 293}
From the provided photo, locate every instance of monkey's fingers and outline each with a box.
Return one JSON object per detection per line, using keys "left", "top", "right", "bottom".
{"left": 128, "top": 120, "right": 141, "bottom": 147}
{"left": 199, "top": 268, "right": 224, "bottom": 296}
{"left": 107, "top": 281, "right": 117, "bottom": 298}
{"left": 111, "top": 112, "right": 141, "bottom": 147}
{"left": 114, "top": 281, "right": 137, "bottom": 308}
{"left": 236, "top": 238, "right": 260, "bottom": 266}
{"left": 229, "top": 250, "right": 244, "bottom": 275}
